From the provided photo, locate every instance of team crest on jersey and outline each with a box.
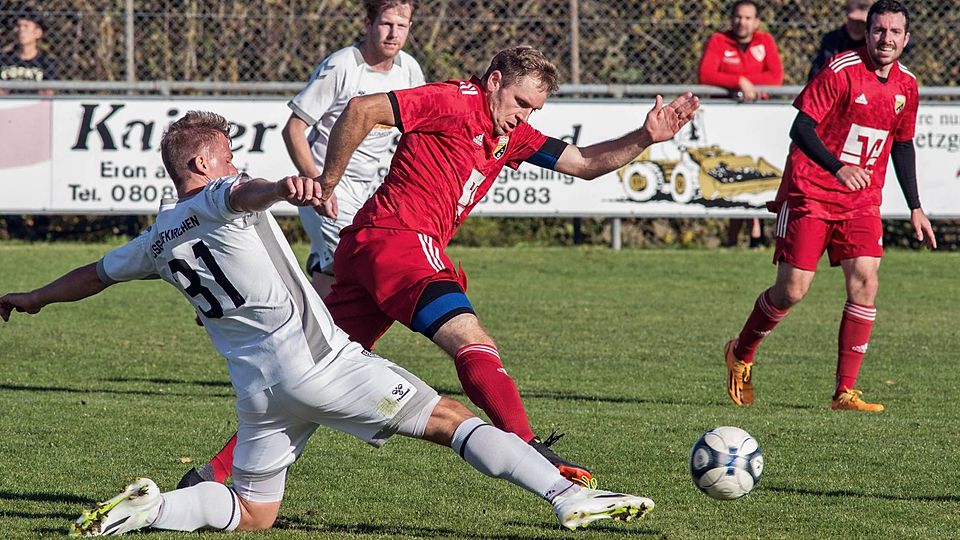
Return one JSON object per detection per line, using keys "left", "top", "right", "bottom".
{"left": 894, "top": 94, "right": 906, "bottom": 114}
{"left": 493, "top": 136, "right": 510, "bottom": 159}
{"left": 750, "top": 44, "right": 766, "bottom": 62}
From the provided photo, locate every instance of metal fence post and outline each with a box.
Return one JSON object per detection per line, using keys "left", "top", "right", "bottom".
{"left": 125, "top": 0, "right": 135, "bottom": 86}
{"left": 611, "top": 218, "right": 622, "bottom": 250}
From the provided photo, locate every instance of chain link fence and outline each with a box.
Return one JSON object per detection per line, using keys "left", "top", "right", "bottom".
{"left": 2, "top": 0, "right": 958, "bottom": 89}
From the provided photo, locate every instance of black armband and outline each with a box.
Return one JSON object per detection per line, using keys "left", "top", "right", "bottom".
{"left": 525, "top": 137, "right": 568, "bottom": 170}
{"left": 891, "top": 140, "right": 921, "bottom": 210}
{"left": 386, "top": 91, "right": 403, "bottom": 132}
{"left": 789, "top": 111, "right": 845, "bottom": 176}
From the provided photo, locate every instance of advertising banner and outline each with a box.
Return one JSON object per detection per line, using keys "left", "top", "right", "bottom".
{"left": 2, "top": 97, "right": 959, "bottom": 218}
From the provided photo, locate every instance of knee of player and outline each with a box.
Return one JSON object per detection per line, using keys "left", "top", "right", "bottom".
{"left": 773, "top": 283, "right": 808, "bottom": 308}
{"left": 236, "top": 503, "right": 279, "bottom": 531}
{"left": 421, "top": 397, "right": 476, "bottom": 444}
{"left": 433, "top": 396, "right": 475, "bottom": 425}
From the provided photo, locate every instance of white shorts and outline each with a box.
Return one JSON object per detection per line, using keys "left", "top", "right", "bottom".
{"left": 298, "top": 178, "right": 378, "bottom": 275}
{"left": 231, "top": 341, "right": 439, "bottom": 502}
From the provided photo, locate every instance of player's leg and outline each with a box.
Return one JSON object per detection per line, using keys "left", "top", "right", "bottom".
{"left": 829, "top": 215, "right": 885, "bottom": 412}
{"left": 73, "top": 388, "right": 314, "bottom": 535}
{"left": 725, "top": 208, "right": 825, "bottom": 405}
{"left": 416, "top": 281, "right": 593, "bottom": 485}
{"left": 415, "top": 396, "right": 653, "bottom": 530}
{"left": 291, "top": 344, "right": 650, "bottom": 530}
{"left": 177, "top": 434, "right": 236, "bottom": 488}
{"left": 298, "top": 205, "right": 337, "bottom": 298}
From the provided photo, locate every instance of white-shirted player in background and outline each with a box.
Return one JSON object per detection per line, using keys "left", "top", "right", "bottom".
{"left": 0, "top": 111, "right": 655, "bottom": 535}
{"left": 283, "top": 0, "right": 424, "bottom": 298}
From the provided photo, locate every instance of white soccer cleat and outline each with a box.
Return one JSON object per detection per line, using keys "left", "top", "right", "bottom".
{"left": 552, "top": 486, "right": 655, "bottom": 530}
{"left": 70, "top": 477, "right": 161, "bottom": 537}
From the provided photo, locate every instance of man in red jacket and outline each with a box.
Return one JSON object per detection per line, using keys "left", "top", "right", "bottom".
{"left": 699, "top": 0, "right": 783, "bottom": 102}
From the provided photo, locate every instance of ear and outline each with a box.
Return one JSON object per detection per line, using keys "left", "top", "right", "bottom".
{"left": 189, "top": 152, "right": 208, "bottom": 176}
{"left": 485, "top": 70, "right": 502, "bottom": 93}
{"left": 904, "top": 31, "right": 911, "bottom": 48}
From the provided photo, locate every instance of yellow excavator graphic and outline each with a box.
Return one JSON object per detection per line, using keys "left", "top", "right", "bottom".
{"left": 618, "top": 112, "right": 782, "bottom": 204}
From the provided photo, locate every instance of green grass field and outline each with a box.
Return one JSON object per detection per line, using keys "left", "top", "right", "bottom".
{"left": 1, "top": 242, "right": 958, "bottom": 539}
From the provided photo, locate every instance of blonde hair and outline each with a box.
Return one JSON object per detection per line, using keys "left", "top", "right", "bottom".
{"left": 483, "top": 46, "right": 560, "bottom": 94}
{"left": 160, "top": 111, "right": 230, "bottom": 187}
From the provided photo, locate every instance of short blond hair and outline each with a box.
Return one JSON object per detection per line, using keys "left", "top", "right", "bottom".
{"left": 363, "top": 0, "right": 415, "bottom": 23}
{"left": 160, "top": 111, "right": 230, "bottom": 187}
{"left": 483, "top": 46, "right": 560, "bottom": 94}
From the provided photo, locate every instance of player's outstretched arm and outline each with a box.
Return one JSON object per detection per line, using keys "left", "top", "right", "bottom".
{"left": 552, "top": 93, "right": 700, "bottom": 180}
{"left": 229, "top": 176, "right": 324, "bottom": 213}
{"left": 0, "top": 262, "right": 109, "bottom": 322}
{"left": 316, "top": 93, "right": 396, "bottom": 200}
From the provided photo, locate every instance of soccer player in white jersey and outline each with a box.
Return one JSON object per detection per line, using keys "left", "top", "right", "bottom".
{"left": 0, "top": 111, "right": 655, "bottom": 535}
{"left": 283, "top": 0, "right": 424, "bottom": 298}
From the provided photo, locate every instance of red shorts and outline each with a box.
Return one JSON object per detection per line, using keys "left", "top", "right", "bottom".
{"left": 773, "top": 205, "right": 883, "bottom": 271}
{"left": 324, "top": 227, "right": 467, "bottom": 350}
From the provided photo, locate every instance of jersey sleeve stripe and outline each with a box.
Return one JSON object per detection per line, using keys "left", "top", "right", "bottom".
{"left": 830, "top": 58, "right": 862, "bottom": 73}
{"left": 288, "top": 100, "right": 319, "bottom": 126}
{"left": 828, "top": 51, "right": 859, "bottom": 69}
{"left": 898, "top": 63, "right": 917, "bottom": 79}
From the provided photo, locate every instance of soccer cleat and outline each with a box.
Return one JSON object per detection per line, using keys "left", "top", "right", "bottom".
{"left": 552, "top": 487, "right": 654, "bottom": 530}
{"left": 70, "top": 477, "right": 161, "bottom": 537}
{"left": 530, "top": 432, "right": 595, "bottom": 487}
{"left": 831, "top": 389, "right": 884, "bottom": 413}
{"left": 725, "top": 339, "right": 754, "bottom": 405}
{"left": 176, "top": 467, "right": 207, "bottom": 489}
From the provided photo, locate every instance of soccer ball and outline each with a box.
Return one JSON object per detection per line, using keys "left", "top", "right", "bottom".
{"left": 689, "top": 426, "right": 764, "bottom": 500}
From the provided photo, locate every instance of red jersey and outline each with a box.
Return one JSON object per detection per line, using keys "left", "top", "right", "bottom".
{"left": 347, "top": 77, "right": 547, "bottom": 246}
{"left": 698, "top": 31, "right": 783, "bottom": 89}
{"left": 777, "top": 48, "right": 919, "bottom": 219}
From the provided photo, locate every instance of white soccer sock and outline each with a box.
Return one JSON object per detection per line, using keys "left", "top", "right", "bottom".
{"left": 151, "top": 482, "right": 241, "bottom": 532}
{"left": 450, "top": 417, "right": 575, "bottom": 501}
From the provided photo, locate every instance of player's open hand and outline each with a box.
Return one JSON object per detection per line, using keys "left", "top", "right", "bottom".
{"left": 910, "top": 208, "right": 937, "bottom": 249}
{"left": 835, "top": 165, "right": 871, "bottom": 190}
{"left": 643, "top": 93, "right": 700, "bottom": 144}
{"left": 276, "top": 175, "right": 323, "bottom": 207}
{"left": 0, "top": 292, "right": 42, "bottom": 322}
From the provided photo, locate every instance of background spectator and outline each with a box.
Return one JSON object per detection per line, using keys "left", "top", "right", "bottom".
{"left": 807, "top": 0, "right": 871, "bottom": 81}
{"left": 700, "top": 0, "right": 781, "bottom": 248}
{"left": 698, "top": 0, "right": 783, "bottom": 102}
{"left": 0, "top": 6, "right": 58, "bottom": 95}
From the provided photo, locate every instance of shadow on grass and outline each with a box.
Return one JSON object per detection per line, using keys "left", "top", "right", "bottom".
{"left": 0, "top": 380, "right": 817, "bottom": 411}
{"left": 435, "top": 385, "right": 819, "bottom": 410}
{"left": 103, "top": 376, "right": 231, "bottom": 388}
{"left": 765, "top": 485, "right": 960, "bottom": 503}
{"left": 274, "top": 515, "right": 660, "bottom": 538}
{"left": 0, "top": 490, "right": 95, "bottom": 505}
{"left": 0, "top": 382, "right": 233, "bottom": 399}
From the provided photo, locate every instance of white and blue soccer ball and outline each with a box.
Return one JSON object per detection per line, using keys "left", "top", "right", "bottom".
{"left": 689, "top": 426, "right": 764, "bottom": 500}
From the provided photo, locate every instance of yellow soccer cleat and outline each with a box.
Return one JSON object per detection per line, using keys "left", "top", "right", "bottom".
{"left": 831, "top": 389, "right": 884, "bottom": 413}
{"left": 724, "top": 339, "right": 754, "bottom": 405}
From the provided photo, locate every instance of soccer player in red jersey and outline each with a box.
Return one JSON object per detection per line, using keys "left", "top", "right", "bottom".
{"left": 180, "top": 47, "right": 698, "bottom": 490}
{"left": 183, "top": 47, "right": 698, "bottom": 489}
{"left": 311, "top": 46, "right": 697, "bottom": 482}
{"left": 724, "top": 0, "right": 936, "bottom": 412}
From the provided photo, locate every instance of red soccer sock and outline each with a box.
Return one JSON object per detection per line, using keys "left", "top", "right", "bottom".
{"left": 835, "top": 301, "right": 876, "bottom": 397}
{"left": 454, "top": 344, "right": 536, "bottom": 443}
{"left": 209, "top": 433, "right": 237, "bottom": 483}
{"left": 733, "top": 289, "right": 789, "bottom": 363}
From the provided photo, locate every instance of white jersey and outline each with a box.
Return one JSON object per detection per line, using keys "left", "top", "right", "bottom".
{"left": 96, "top": 175, "right": 352, "bottom": 399}
{"left": 288, "top": 45, "right": 425, "bottom": 182}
